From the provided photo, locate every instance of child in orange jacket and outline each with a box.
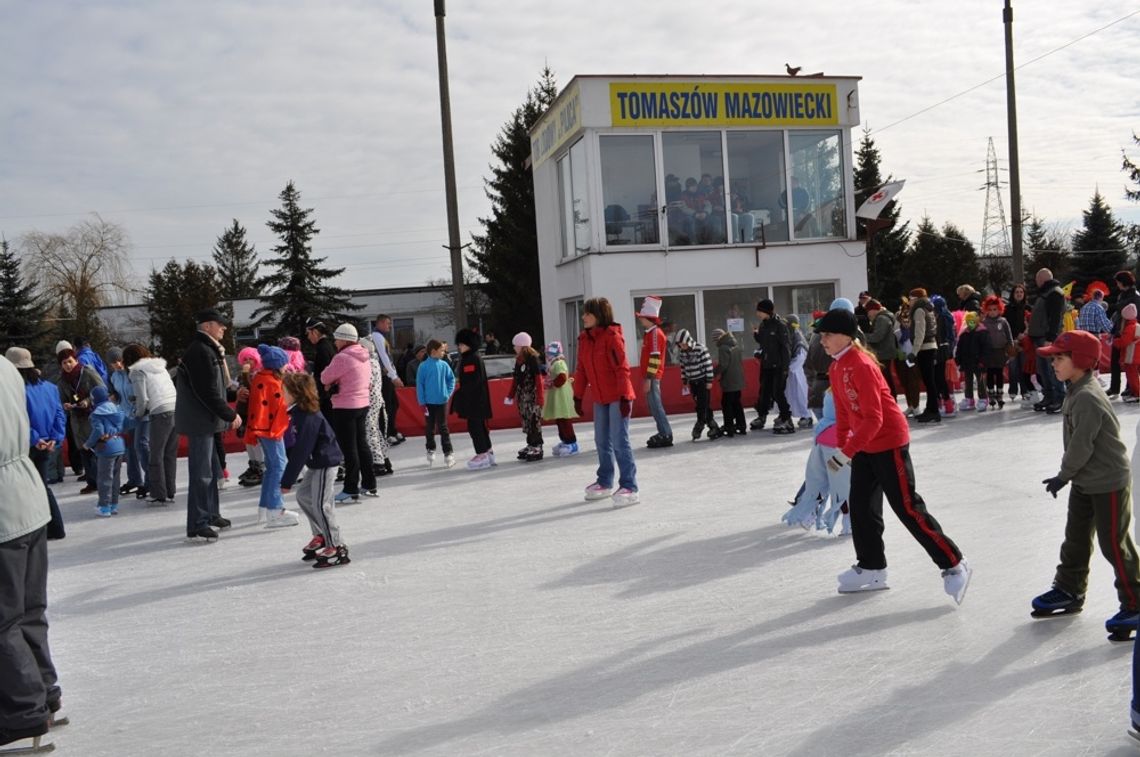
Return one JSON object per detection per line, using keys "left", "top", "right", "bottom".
{"left": 246, "top": 345, "right": 299, "bottom": 528}
{"left": 1114, "top": 303, "right": 1140, "bottom": 402}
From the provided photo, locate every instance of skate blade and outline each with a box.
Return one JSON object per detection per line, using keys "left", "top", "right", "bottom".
{"left": 1129, "top": 728, "right": 1140, "bottom": 744}
{"left": 1030, "top": 608, "right": 1083, "bottom": 619}
{"left": 0, "top": 735, "right": 55, "bottom": 753}
{"left": 837, "top": 585, "right": 890, "bottom": 594}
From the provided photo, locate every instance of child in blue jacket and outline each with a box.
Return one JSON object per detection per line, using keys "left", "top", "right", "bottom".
{"left": 85, "top": 385, "right": 126, "bottom": 517}
{"left": 416, "top": 339, "right": 457, "bottom": 468}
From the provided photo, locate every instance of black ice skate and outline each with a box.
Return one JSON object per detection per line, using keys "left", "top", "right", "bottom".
{"left": 750, "top": 415, "right": 767, "bottom": 431}
{"left": 1106, "top": 609, "right": 1140, "bottom": 642}
{"left": 238, "top": 460, "right": 264, "bottom": 487}
{"left": 187, "top": 527, "right": 219, "bottom": 543}
{"left": 1030, "top": 587, "right": 1084, "bottom": 618}
{"left": 706, "top": 426, "right": 724, "bottom": 440}
{"left": 312, "top": 544, "right": 350, "bottom": 569}
{"left": 0, "top": 721, "right": 53, "bottom": 754}
{"left": 523, "top": 446, "right": 544, "bottom": 462}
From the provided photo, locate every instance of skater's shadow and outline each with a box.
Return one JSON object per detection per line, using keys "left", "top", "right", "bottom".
{"left": 541, "top": 524, "right": 840, "bottom": 598}
{"left": 373, "top": 599, "right": 952, "bottom": 755}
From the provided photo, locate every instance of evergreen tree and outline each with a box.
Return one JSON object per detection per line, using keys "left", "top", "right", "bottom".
{"left": 851, "top": 127, "right": 910, "bottom": 307}
{"left": 145, "top": 259, "right": 228, "bottom": 360}
{"left": 901, "top": 217, "right": 980, "bottom": 301}
{"left": 1070, "top": 190, "right": 1126, "bottom": 285}
{"left": 0, "top": 238, "right": 50, "bottom": 352}
{"left": 1124, "top": 131, "right": 1140, "bottom": 203}
{"left": 468, "top": 67, "right": 559, "bottom": 342}
{"left": 1024, "top": 215, "right": 1071, "bottom": 285}
{"left": 212, "top": 219, "right": 260, "bottom": 300}
{"left": 252, "top": 181, "right": 361, "bottom": 338}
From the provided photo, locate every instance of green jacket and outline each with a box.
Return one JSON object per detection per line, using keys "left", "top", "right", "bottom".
{"left": 543, "top": 357, "right": 577, "bottom": 420}
{"left": 0, "top": 359, "right": 50, "bottom": 543}
{"left": 714, "top": 333, "right": 745, "bottom": 392}
{"left": 1058, "top": 371, "right": 1130, "bottom": 493}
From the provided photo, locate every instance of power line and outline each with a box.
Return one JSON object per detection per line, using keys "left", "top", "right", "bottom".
{"left": 871, "top": 8, "right": 1140, "bottom": 136}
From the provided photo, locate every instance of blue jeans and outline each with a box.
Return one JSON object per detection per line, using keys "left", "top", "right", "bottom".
{"left": 133, "top": 417, "right": 150, "bottom": 489}
{"left": 258, "top": 437, "right": 286, "bottom": 510}
{"left": 593, "top": 401, "right": 637, "bottom": 492}
{"left": 96, "top": 454, "right": 123, "bottom": 506}
{"left": 645, "top": 379, "right": 672, "bottom": 438}
{"left": 1035, "top": 341, "right": 1066, "bottom": 404}
{"left": 186, "top": 433, "right": 222, "bottom": 534}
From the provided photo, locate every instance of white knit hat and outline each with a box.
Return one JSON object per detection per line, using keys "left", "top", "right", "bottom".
{"left": 55, "top": 340, "right": 73, "bottom": 356}
{"left": 333, "top": 323, "right": 359, "bottom": 342}
{"left": 637, "top": 295, "right": 663, "bottom": 321}
{"left": 512, "top": 332, "right": 533, "bottom": 348}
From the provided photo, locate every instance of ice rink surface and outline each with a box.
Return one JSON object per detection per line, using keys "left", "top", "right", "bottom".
{"left": 41, "top": 404, "right": 1140, "bottom": 756}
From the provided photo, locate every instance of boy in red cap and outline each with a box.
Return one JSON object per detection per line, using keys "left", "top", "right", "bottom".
{"left": 1033, "top": 330, "right": 1140, "bottom": 640}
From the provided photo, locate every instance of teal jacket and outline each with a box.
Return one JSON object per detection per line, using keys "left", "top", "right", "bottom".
{"left": 416, "top": 357, "right": 456, "bottom": 406}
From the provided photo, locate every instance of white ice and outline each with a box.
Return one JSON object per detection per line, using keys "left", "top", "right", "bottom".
{"left": 41, "top": 405, "right": 1140, "bottom": 756}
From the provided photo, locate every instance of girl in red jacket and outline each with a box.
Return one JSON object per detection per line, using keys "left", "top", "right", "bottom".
{"left": 573, "top": 297, "right": 639, "bottom": 508}
{"left": 816, "top": 308, "right": 971, "bottom": 603}
{"left": 246, "top": 345, "right": 300, "bottom": 528}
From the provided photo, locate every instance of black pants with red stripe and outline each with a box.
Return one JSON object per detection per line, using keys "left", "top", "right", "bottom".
{"left": 849, "top": 445, "right": 962, "bottom": 571}
{"left": 1054, "top": 484, "right": 1140, "bottom": 610}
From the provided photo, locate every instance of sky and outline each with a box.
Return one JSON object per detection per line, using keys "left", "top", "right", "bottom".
{"left": 2, "top": 0, "right": 1139, "bottom": 302}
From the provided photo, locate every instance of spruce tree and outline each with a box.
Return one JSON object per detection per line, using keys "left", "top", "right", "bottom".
{"left": 145, "top": 259, "right": 227, "bottom": 359}
{"left": 1024, "top": 215, "right": 1071, "bottom": 285}
{"left": 901, "top": 218, "right": 980, "bottom": 301}
{"left": 852, "top": 127, "right": 910, "bottom": 307}
{"left": 212, "top": 219, "right": 260, "bottom": 300}
{"left": 253, "top": 181, "right": 361, "bottom": 338}
{"left": 1070, "top": 190, "right": 1126, "bottom": 284}
{"left": 1123, "top": 132, "right": 1140, "bottom": 203}
{"left": 468, "top": 67, "right": 559, "bottom": 343}
{"left": 0, "top": 238, "right": 50, "bottom": 352}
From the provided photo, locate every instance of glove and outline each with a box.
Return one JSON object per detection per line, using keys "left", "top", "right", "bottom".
{"left": 573, "top": 397, "right": 584, "bottom": 417}
{"left": 826, "top": 451, "right": 851, "bottom": 473}
{"left": 1042, "top": 476, "right": 1068, "bottom": 498}
{"left": 905, "top": 352, "right": 916, "bottom": 363}
{"left": 620, "top": 397, "right": 632, "bottom": 418}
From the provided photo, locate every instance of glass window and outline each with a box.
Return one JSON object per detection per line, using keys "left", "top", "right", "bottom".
{"left": 787, "top": 131, "right": 847, "bottom": 240}
{"left": 562, "top": 299, "right": 583, "bottom": 368}
{"left": 632, "top": 294, "right": 697, "bottom": 365}
{"left": 702, "top": 287, "right": 770, "bottom": 355}
{"left": 772, "top": 283, "right": 836, "bottom": 326}
{"left": 392, "top": 317, "right": 416, "bottom": 351}
{"left": 600, "top": 135, "right": 660, "bottom": 246}
{"left": 662, "top": 132, "right": 727, "bottom": 247}
{"left": 726, "top": 132, "right": 786, "bottom": 243}
{"left": 557, "top": 139, "right": 593, "bottom": 257}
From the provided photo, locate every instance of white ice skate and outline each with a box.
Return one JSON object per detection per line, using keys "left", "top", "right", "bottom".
{"left": 265, "top": 508, "right": 300, "bottom": 529}
{"left": 958, "top": 398, "right": 975, "bottom": 412}
{"left": 1021, "top": 390, "right": 1041, "bottom": 409}
{"left": 942, "top": 558, "right": 972, "bottom": 605}
{"left": 837, "top": 564, "right": 889, "bottom": 593}
{"left": 976, "top": 399, "right": 989, "bottom": 412}
{"left": 584, "top": 483, "right": 613, "bottom": 501}
{"left": 444, "top": 453, "right": 456, "bottom": 468}
{"left": 426, "top": 451, "right": 435, "bottom": 468}
{"left": 611, "top": 488, "right": 640, "bottom": 508}
{"left": 466, "top": 453, "right": 493, "bottom": 470}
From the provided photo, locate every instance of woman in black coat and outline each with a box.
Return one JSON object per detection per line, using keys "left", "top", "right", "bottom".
{"left": 452, "top": 329, "right": 495, "bottom": 469}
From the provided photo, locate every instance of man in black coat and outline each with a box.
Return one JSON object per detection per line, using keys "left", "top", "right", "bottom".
{"left": 305, "top": 318, "right": 338, "bottom": 419}
{"left": 175, "top": 308, "right": 240, "bottom": 540}
{"left": 1109, "top": 271, "right": 1140, "bottom": 397}
{"left": 752, "top": 299, "right": 795, "bottom": 434}
{"left": 1027, "top": 269, "right": 1067, "bottom": 413}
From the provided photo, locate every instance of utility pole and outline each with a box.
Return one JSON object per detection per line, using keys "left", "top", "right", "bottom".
{"left": 1003, "top": 0, "right": 1024, "bottom": 284}
{"left": 434, "top": 0, "right": 467, "bottom": 329}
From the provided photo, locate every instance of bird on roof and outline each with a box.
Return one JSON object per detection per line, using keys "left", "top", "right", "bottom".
{"left": 785, "top": 63, "right": 801, "bottom": 76}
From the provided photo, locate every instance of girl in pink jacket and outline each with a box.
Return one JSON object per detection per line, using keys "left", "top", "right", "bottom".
{"left": 319, "top": 324, "right": 377, "bottom": 502}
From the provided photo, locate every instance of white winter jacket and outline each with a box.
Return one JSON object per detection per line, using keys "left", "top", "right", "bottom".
{"left": 0, "top": 358, "right": 50, "bottom": 543}
{"left": 129, "top": 357, "right": 178, "bottom": 417}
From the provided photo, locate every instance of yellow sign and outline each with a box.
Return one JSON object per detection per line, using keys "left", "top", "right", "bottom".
{"left": 609, "top": 82, "right": 838, "bottom": 127}
{"left": 531, "top": 83, "right": 582, "bottom": 167}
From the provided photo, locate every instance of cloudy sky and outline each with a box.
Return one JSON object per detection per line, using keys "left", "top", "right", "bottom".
{"left": 3, "top": 0, "right": 1139, "bottom": 301}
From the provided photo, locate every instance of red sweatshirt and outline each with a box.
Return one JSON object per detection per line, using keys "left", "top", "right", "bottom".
{"left": 829, "top": 346, "right": 909, "bottom": 459}
{"left": 640, "top": 325, "right": 667, "bottom": 380}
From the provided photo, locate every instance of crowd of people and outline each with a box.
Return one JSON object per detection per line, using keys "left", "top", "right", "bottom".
{"left": 9, "top": 265, "right": 1140, "bottom": 751}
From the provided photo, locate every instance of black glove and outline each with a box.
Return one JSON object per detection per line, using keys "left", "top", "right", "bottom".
{"left": 619, "top": 397, "right": 632, "bottom": 418}
{"left": 573, "top": 397, "right": 584, "bottom": 417}
{"left": 1042, "top": 476, "right": 1068, "bottom": 498}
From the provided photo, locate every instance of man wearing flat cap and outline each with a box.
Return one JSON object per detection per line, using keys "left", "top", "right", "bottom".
{"left": 175, "top": 308, "right": 241, "bottom": 541}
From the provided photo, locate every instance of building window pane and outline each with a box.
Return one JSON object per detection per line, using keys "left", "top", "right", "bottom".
{"left": 726, "top": 132, "right": 786, "bottom": 244}
{"left": 662, "top": 132, "right": 727, "bottom": 247}
{"left": 772, "top": 283, "right": 836, "bottom": 326}
{"left": 569, "top": 139, "right": 593, "bottom": 253}
{"left": 600, "top": 135, "right": 660, "bottom": 246}
{"left": 563, "top": 299, "right": 583, "bottom": 368}
{"left": 633, "top": 294, "right": 697, "bottom": 366}
{"left": 702, "top": 287, "right": 770, "bottom": 354}
{"left": 557, "top": 156, "right": 573, "bottom": 258}
{"left": 787, "top": 131, "right": 846, "bottom": 240}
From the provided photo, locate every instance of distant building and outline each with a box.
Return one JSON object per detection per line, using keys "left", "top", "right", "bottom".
{"left": 528, "top": 73, "right": 866, "bottom": 367}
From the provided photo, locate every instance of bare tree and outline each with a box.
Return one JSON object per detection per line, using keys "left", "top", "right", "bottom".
{"left": 19, "top": 214, "right": 133, "bottom": 348}
{"left": 430, "top": 270, "right": 490, "bottom": 332}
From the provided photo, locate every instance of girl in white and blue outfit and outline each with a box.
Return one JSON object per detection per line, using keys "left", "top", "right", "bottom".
{"left": 781, "top": 390, "right": 851, "bottom": 535}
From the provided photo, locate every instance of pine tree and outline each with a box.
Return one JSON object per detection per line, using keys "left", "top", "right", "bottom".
{"left": 1123, "top": 132, "right": 1140, "bottom": 203}
{"left": 901, "top": 218, "right": 980, "bottom": 301}
{"left": 252, "top": 181, "right": 361, "bottom": 338}
{"left": 1070, "top": 190, "right": 1126, "bottom": 285}
{"left": 851, "top": 127, "right": 910, "bottom": 307}
{"left": 145, "top": 260, "right": 228, "bottom": 359}
{"left": 212, "top": 219, "right": 260, "bottom": 300}
{"left": 1024, "top": 215, "right": 1071, "bottom": 285}
{"left": 0, "top": 238, "right": 50, "bottom": 352}
{"left": 468, "top": 67, "right": 559, "bottom": 343}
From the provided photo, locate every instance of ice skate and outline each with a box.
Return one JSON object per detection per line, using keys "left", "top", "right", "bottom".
{"left": 312, "top": 544, "right": 351, "bottom": 569}
{"left": 976, "top": 398, "right": 989, "bottom": 412}
{"left": 750, "top": 414, "right": 766, "bottom": 430}
{"left": 361, "top": 489, "right": 379, "bottom": 499}
{"left": 265, "top": 508, "right": 300, "bottom": 528}
{"left": 516, "top": 446, "right": 530, "bottom": 460}
{"left": 941, "top": 558, "right": 972, "bottom": 605}
{"left": 0, "top": 722, "right": 53, "bottom": 754}
{"left": 555, "top": 441, "right": 580, "bottom": 457}
{"left": 426, "top": 451, "right": 436, "bottom": 468}
{"left": 707, "top": 425, "right": 725, "bottom": 440}
{"left": 239, "top": 461, "right": 264, "bottom": 486}
{"left": 522, "top": 445, "right": 544, "bottom": 462}
{"left": 772, "top": 416, "right": 796, "bottom": 435}
{"left": 302, "top": 534, "right": 325, "bottom": 561}
{"left": 584, "top": 483, "right": 613, "bottom": 501}
{"left": 797, "top": 416, "right": 814, "bottom": 429}
{"left": 334, "top": 491, "right": 359, "bottom": 504}
{"left": 96, "top": 505, "right": 113, "bottom": 518}
{"left": 903, "top": 406, "right": 916, "bottom": 418}
{"left": 837, "top": 564, "right": 889, "bottom": 593}
{"left": 209, "top": 515, "right": 231, "bottom": 530}
{"left": 611, "top": 487, "right": 640, "bottom": 508}
{"left": 146, "top": 495, "right": 170, "bottom": 507}
{"left": 839, "top": 513, "right": 852, "bottom": 536}
{"left": 1021, "top": 390, "right": 1041, "bottom": 409}
{"left": 691, "top": 421, "right": 705, "bottom": 442}
{"left": 444, "top": 453, "right": 456, "bottom": 468}
{"left": 1105, "top": 609, "right": 1140, "bottom": 642}
{"left": 187, "top": 526, "right": 219, "bottom": 543}
{"left": 646, "top": 434, "right": 673, "bottom": 449}
{"left": 1030, "top": 587, "right": 1084, "bottom": 618}
{"left": 375, "top": 458, "right": 394, "bottom": 477}
{"left": 466, "top": 452, "right": 493, "bottom": 470}
{"left": 958, "top": 397, "right": 975, "bottom": 412}
{"left": 47, "top": 701, "right": 68, "bottom": 729}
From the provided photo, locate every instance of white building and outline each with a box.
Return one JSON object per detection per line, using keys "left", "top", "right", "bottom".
{"left": 529, "top": 74, "right": 866, "bottom": 366}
